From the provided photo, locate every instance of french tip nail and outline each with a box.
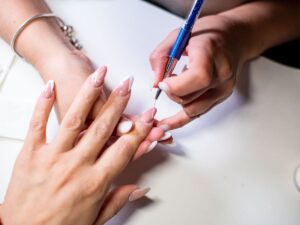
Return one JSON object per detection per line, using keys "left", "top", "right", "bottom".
{"left": 158, "top": 82, "right": 170, "bottom": 93}
{"left": 146, "top": 141, "right": 158, "bottom": 153}
{"left": 159, "top": 132, "right": 172, "bottom": 141}
{"left": 43, "top": 80, "right": 55, "bottom": 98}
{"left": 116, "top": 76, "right": 134, "bottom": 96}
{"left": 129, "top": 187, "right": 151, "bottom": 202}
{"left": 92, "top": 67, "right": 106, "bottom": 87}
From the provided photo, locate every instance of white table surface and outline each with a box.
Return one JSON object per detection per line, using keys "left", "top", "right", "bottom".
{"left": 1, "top": 0, "right": 300, "bottom": 224}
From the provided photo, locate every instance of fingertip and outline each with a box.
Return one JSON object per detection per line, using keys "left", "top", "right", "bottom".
{"left": 42, "top": 80, "right": 55, "bottom": 99}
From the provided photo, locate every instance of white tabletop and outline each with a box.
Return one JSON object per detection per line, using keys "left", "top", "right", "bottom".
{"left": 1, "top": 1, "right": 300, "bottom": 224}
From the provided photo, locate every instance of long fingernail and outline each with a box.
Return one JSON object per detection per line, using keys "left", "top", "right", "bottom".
{"left": 129, "top": 187, "right": 151, "bottom": 202}
{"left": 43, "top": 80, "right": 55, "bottom": 98}
{"left": 158, "top": 82, "right": 170, "bottom": 93}
{"left": 141, "top": 108, "right": 157, "bottom": 123}
{"left": 117, "top": 120, "right": 134, "bottom": 134}
{"left": 146, "top": 141, "right": 158, "bottom": 153}
{"left": 91, "top": 66, "right": 106, "bottom": 87}
{"left": 159, "top": 124, "right": 171, "bottom": 132}
{"left": 159, "top": 132, "right": 172, "bottom": 141}
{"left": 115, "top": 76, "right": 134, "bottom": 96}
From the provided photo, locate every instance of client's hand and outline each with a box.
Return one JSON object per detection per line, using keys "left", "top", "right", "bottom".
{"left": 0, "top": 69, "right": 155, "bottom": 225}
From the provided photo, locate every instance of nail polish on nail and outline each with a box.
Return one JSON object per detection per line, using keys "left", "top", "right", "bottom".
{"left": 129, "top": 187, "right": 151, "bottom": 202}
{"left": 91, "top": 67, "right": 106, "bottom": 87}
{"left": 159, "top": 132, "right": 172, "bottom": 141}
{"left": 158, "top": 82, "right": 170, "bottom": 93}
{"left": 159, "top": 124, "right": 170, "bottom": 132}
{"left": 115, "top": 76, "right": 134, "bottom": 96}
{"left": 146, "top": 141, "right": 158, "bottom": 153}
{"left": 117, "top": 120, "right": 134, "bottom": 134}
{"left": 141, "top": 108, "right": 157, "bottom": 123}
{"left": 43, "top": 80, "right": 55, "bottom": 98}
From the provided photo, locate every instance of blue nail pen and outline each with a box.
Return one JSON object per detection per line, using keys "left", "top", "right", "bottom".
{"left": 154, "top": 0, "right": 204, "bottom": 101}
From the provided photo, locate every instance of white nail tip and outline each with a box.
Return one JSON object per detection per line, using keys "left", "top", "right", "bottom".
{"left": 158, "top": 82, "right": 170, "bottom": 93}
{"left": 146, "top": 141, "right": 158, "bottom": 153}
{"left": 117, "top": 120, "right": 133, "bottom": 134}
{"left": 294, "top": 165, "right": 300, "bottom": 191}
{"left": 159, "top": 132, "right": 172, "bottom": 141}
{"left": 45, "top": 80, "right": 55, "bottom": 92}
{"left": 121, "top": 76, "right": 134, "bottom": 91}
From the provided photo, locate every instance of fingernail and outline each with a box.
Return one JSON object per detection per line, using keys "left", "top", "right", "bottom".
{"left": 43, "top": 80, "right": 55, "bottom": 98}
{"left": 129, "top": 187, "right": 151, "bottom": 202}
{"left": 115, "top": 76, "right": 134, "bottom": 96}
{"left": 117, "top": 120, "right": 134, "bottom": 134}
{"left": 91, "top": 66, "right": 106, "bottom": 87}
{"left": 146, "top": 141, "right": 158, "bottom": 153}
{"left": 141, "top": 108, "right": 157, "bottom": 123}
{"left": 158, "top": 82, "right": 170, "bottom": 93}
{"left": 159, "top": 124, "right": 170, "bottom": 132}
{"left": 159, "top": 132, "right": 172, "bottom": 141}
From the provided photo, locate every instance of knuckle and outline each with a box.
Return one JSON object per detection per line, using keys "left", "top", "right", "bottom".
{"left": 62, "top": 113, "right": 84, "bottom": 131}
{"left": 85, "top": 179, "right": 101, "bottom": 196}
{"left": 30, "top": 119, "right": 45, "bottom": 132}
{"left": 184, "top": 107, "right": 199, "bottom": 118}
{"left": 92, "top": 121, "right": 111, "bottom": 139}
{"left": 196, "top": 72, "right": 212, "bottom": 88}
{"left": 219, "top": 60, "right": 233, "bottom": 82}
{"left": 118, "top": 139, "right": 135, "bottom": 159}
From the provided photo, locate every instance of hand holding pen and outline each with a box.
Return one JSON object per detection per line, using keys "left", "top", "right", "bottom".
{"left": 151, "top": 5, "right": 247, "bottom": 131}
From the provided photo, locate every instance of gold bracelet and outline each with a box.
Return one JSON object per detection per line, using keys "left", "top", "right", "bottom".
{"left": 10, "top": 13, "right": 82, "bottom": 58}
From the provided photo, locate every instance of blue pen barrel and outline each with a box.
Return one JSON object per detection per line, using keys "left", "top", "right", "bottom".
{"left": 169, "top": 28, "right": 191, "bottom": 60}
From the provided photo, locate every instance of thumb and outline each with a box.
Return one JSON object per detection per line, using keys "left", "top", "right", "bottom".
{"left": 149, "top": 29, "right": 180, "bottom": 87}
{"left": 94, "top": 185, "right": 150, "bottom": 225}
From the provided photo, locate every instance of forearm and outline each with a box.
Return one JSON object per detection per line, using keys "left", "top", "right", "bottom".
{"left": 0, "top": 1, "right": 97, "bottom": 120}
{"left": 0, "top": 0, "right": 77, "bottom": 73}
{"left": 220, "top": 0, "right": 300, "bottom": 60}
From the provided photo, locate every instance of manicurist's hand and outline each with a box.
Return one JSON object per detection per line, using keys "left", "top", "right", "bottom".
{"left": 150, "top": 15, "right": 248, "bottom": 130}
{"left": 0, "top": 68, "right": 156, "bottom": 225}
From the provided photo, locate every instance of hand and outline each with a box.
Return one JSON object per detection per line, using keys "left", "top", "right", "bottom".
{"left": 0, "top": 69, "right": 156, "bottom": 225}
{"left": 37, "top": 50, "right": 172, "bottom": 146}
{"left": 35, "top": 49, "right": 107, "bottom": 122}
{"left": 150, "top": 15, "right": 248, "bottom": 130}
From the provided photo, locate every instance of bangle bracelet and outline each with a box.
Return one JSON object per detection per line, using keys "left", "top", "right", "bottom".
{"left": 10, "top": 13, "right": 82, "bottom": 58}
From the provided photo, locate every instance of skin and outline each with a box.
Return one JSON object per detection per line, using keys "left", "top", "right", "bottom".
{"left": 150, "top": 0, "right": 300, "bottom": 130}
{"left": 0, "top": 69, "right": 156, "bottom": 225}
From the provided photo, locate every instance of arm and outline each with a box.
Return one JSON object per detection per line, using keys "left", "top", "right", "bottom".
{"left": 220, "top": 0, "right": 300, "bottom": 60}
{"left": 0, "top": 71, "right": 153, "bottom": 225}
{"left": 150, "top": 0, "right": 300, "bottom": 130}
{"left": 0, "top": 0, "right": 103, "bottom": 121}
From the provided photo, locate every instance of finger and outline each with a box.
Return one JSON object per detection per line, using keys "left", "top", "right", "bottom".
{"left": 95, "top": 185, "right": 150, "bottom": 225}
{"left": 183, "top": 82, "right": 234, "bottom": 118}
{"left": 77, "top": 76, "right": 134, "bottom": 161}
{"left": 25, "top": 80, "right": 55, "bottom": 148}
{"left": 158, "top": 48, "right": 214, "bottom": 97}
{"left": 150, "top": 29, "right": 180, "bottom": 87}
{"left": 94, "top": 108, "right": 156, "bottom": 180}
{"left": 157, "top": 110, "right": 194, "bottom": 131}
{"left": 54, "top": 67, "right": 106, "bottom": 150}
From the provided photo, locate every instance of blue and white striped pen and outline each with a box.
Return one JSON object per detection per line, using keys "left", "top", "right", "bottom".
{"left": 154, "top": 0, "right": 204, "bottom": 102}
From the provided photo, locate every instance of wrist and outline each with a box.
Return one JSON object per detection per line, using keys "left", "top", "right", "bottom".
{"left": 216, "top": 13, "right": 257, "bottom": 62}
